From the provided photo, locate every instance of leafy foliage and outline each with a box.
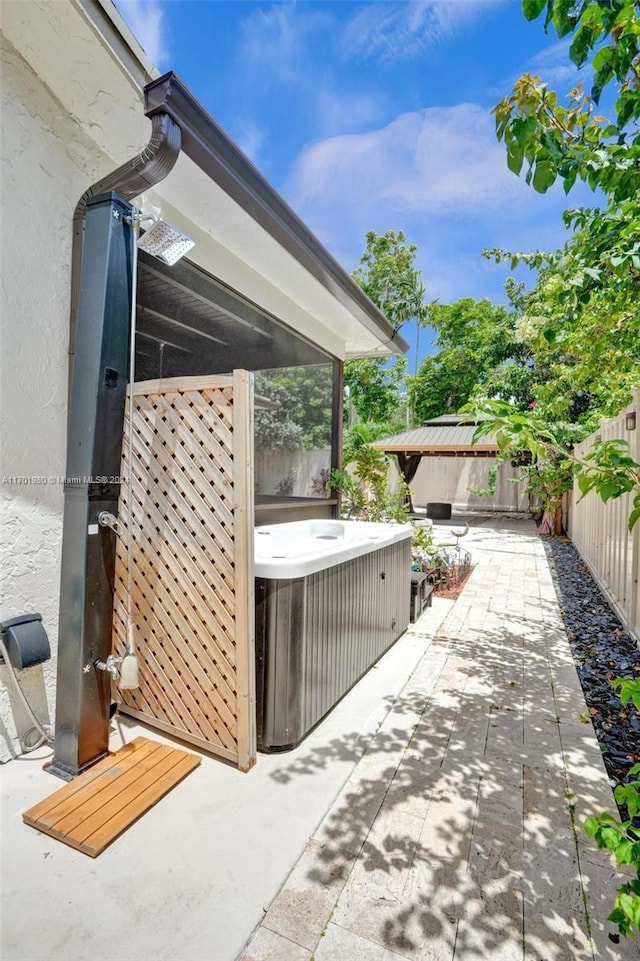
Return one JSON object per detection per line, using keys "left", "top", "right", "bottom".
{"left": 467, "top": 398, "right": 640, "bottom": 528}
{"left": 328, "top": 457, "right": 410, "bottom": 524}
{"left": 345, "top": 230, "right": 427, "bottom": 430}
{"left": 495, "top": 1, "right": 640, "bottom": 202}
{"left": 578, "top": 440, "right": 640, "bottom": 530}
{"left": 344, "top": 357, "right": 408, "bottom": 426}
{"left": 468, "top": 1, "right": 640, "bottom": 541}
{"left": 408, "top": 298, "right": 533, "bottom": 423}
{"left": 465, "top": 398, "right": 579, "bottom": 512}
{"left": 342, "top": 421, "right": 398, "bottom": 465}
{"left": 483, "top": 200, "right": 640, "bottom": 431}
{"left": 254, "top": 366, "right": 333, "bottom": 450}
{"left": 585, "top": 681, "right": 640, "bottom": 940}
{"left": 489, "top": 0, "right": 640, "bottom": 466}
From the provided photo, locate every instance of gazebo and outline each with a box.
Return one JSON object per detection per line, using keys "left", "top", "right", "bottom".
{"left": 371, "top": 415, "right": 528, "bottom": 514}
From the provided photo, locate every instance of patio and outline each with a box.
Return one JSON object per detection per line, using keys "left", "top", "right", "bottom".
{"left": 2, "top": 517, "right": 635, "bottom": 961}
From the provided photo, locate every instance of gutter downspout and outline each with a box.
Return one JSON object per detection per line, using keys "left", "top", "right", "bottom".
{"left": 68, "top": 112, "right": 182, "bottom": 398}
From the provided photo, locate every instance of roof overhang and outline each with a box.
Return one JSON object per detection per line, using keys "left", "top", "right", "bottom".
{"left": 375, "top": 446, "right": 498, "bottom": 456}
{"left": 144, "top": 72, "right": 408, "bottom": 360}
{"left": 3, "top": 0, "right": 407, "bottom": 361}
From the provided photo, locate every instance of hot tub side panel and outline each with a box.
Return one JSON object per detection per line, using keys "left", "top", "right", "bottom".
{"left": 256, "top": 538, "right": 411, "bottom": 750}
{"left": 255, "top": 576, "right": 307, "bottom": 750}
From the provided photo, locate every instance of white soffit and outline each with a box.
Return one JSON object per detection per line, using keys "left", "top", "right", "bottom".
{"left": 141, "top": 154, "right": 377, "bottom": 360}
{"left": 2, "top": 0, "right": 396, "bottom": 360}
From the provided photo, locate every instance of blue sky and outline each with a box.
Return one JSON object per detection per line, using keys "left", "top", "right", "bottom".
{"left": 115, "top": 0, "right": 596, "bottom": 368}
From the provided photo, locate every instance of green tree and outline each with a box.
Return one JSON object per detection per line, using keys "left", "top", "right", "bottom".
{"left": 254, "top": 365, "right": 333, "bottom": 449}
{"left": 344, "top": 357, "right": 407, "bottom": 426}
{"left": 346, "top": 230, "right": 427, "bottom": 431}
{"left": 492, "top": 2, "right": 640, "bottom": 431}
{"left": 408, "top": 298, "right": 532, "bottom": 424}
{"left": 492, "top": 2, "right": 640, "bottom": 404}
{"left": 352, "top": 230, "right": 426, "bottom": 328}
{"left": 481, "top": 0, "right": 640, "bottom": 437}
{"left": 484, "top": 210, "right": 640, "bottom": 430}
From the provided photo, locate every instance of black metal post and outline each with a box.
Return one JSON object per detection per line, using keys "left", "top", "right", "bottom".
{"left": 332, "top": 360, "right": 343, "bottom": 519}
{"left": 49, "top": 192, "right": 134, "bottom": 779}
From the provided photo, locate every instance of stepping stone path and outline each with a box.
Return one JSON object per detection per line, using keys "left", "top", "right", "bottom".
{"left": 240, "top": 517, "right": 638, "bottom": 961}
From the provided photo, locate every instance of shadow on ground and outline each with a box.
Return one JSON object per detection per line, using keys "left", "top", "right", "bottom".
{"left": 261, "top": 601, "right": 626, "bottom": 961}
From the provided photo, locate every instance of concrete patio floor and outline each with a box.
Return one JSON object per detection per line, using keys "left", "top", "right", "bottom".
{"left": 1, "top": 570, "right": 453, "bottom": 961}
{"left": 2, "top": 517, "right": 636, "bottom": 961}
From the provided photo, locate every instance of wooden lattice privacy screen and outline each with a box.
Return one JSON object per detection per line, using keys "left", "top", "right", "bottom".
{"left": 111, "top": 372, "right": 256, "bottom": 771}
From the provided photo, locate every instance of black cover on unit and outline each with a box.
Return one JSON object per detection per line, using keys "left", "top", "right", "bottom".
{"left": 0, "top": 614, "right": 51, "bottom": 669}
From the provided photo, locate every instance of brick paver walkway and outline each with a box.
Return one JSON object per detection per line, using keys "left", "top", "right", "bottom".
{"left": 240, "top": 517, "right": 637, "bottom": 961}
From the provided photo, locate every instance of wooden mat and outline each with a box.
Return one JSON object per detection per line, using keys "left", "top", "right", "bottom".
{"left": 23, "top": 737, "right": 201, "bottom": 857}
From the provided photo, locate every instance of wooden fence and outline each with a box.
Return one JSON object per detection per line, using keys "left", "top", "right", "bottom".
{"left": 111, "top": 372, "right": 257, "bottom": 771}
{"left": 568, "top": 389, "right": 640, "bottom": 643}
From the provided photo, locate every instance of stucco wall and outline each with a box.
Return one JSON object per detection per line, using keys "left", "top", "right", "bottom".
{"left": 0, "top": 36, "right": 111, "bottom": 759}
{"left": 407, "top": 455, "right": 530, "bottom": 513}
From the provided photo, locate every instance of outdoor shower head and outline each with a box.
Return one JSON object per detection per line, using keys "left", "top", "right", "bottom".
{"left": 137, "top": 218, "right": 195, "bottom": 266}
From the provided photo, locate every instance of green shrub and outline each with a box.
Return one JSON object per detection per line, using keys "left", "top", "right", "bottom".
{"left": 584, "top": 677, "right": 640, "bottom": 939}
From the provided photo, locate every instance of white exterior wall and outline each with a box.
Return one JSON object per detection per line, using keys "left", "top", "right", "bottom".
{"left": 408, "top": 455, "right": 530, "bottom": 513}
{"left": 0, "top": 36, "right": 111, "bottom": 759}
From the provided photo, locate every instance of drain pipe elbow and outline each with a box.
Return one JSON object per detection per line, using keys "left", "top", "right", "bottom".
{"left": 69, "top": 112, "right": 182, "bottom": 395}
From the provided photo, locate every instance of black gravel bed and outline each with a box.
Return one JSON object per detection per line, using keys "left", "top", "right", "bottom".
{"left": 543, "top": 536, "right": 640, "bottom": 820}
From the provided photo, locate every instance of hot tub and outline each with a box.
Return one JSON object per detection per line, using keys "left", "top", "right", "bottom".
{"left": 254, "top": 519, "right": 413, "bottom": 751}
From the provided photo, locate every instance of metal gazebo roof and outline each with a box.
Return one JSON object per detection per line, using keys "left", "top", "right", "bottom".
{"left": 371, "top": 417, "right": 498, "bottom": 456}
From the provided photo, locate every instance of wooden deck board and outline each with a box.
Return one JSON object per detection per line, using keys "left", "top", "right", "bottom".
{"left": 23, "top": 737, "right": 201, "bottom": 857}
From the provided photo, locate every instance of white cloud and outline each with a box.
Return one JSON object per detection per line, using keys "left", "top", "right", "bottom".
{"left": 314, "top": 87, "right": 387, "bottom": 136}
{"left": 340, "top": 0, "right": 494, "bottom": 63}
{"left": 290, "top": 103, "right": 530, "bottom": 217}
{"left": 235, "top": 3, "right": 392, "bottom": 139}
{"left": 239, "top": 3, "right": 332, "bottom": 83}
{"left": 284, "top": 102, "right": 596, "bottom": 304}
{"left": 117, "top": 0, "right": 170, "bottom": 68}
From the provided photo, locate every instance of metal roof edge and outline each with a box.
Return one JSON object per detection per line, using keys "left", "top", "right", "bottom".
{"left": 373, "top": 445, "right": 498, "bottom": 453}
{"left": 144, "top": 72, "right": 409, "bottom": 357}
{"left": 370, "top": 425, "right": 499, "bottom": 453}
